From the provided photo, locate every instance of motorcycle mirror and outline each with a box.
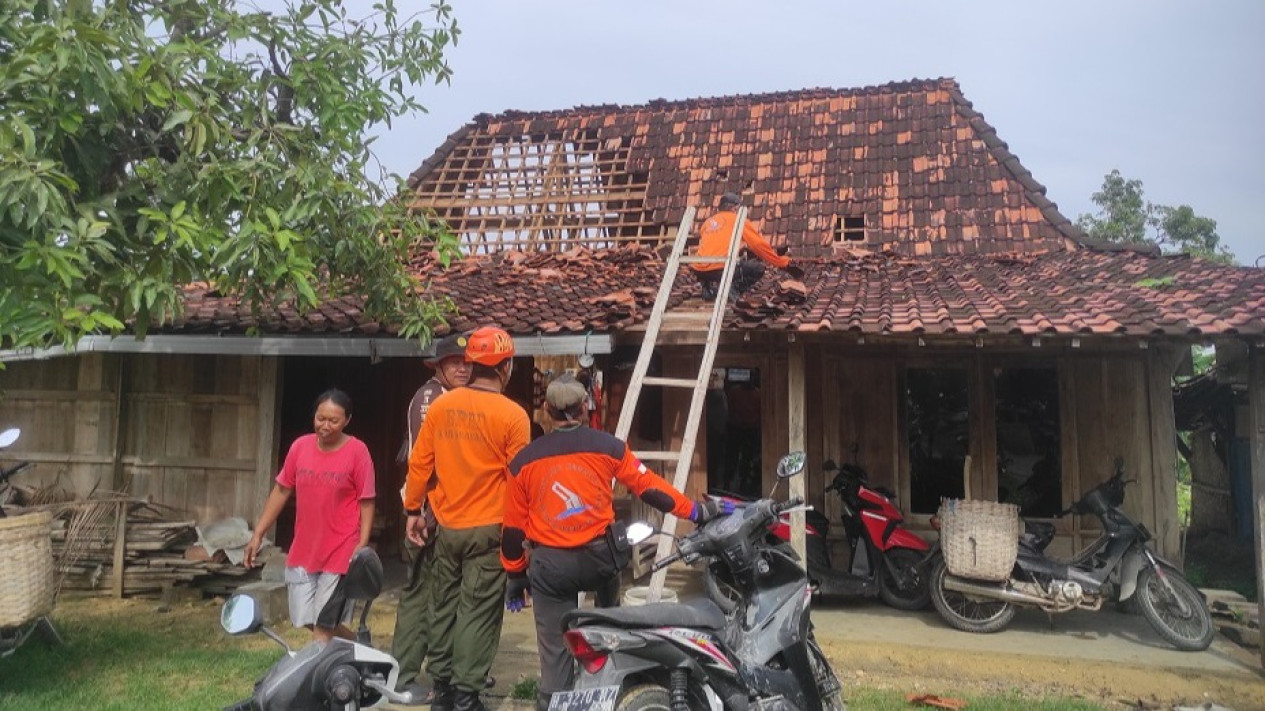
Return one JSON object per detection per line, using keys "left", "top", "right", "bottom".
{"left": 221, "top": 594, "right": 262, "bottom": 636}
{"left": 0, "top": 428, "right": 19, "bottom": 449}
{"left": 626, "top": 521, "right": 654, "bottom": 546}
{"left": 776, "top": 451, "right": 806, "bottom": 479}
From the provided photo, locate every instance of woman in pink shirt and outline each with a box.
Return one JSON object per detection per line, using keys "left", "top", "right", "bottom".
{"left": 244, "top": 389, "right": 376, "bottom": 642}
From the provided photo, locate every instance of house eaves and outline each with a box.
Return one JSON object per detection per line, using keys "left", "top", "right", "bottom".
{"left": 0, "top": 333, "right": 613, "bottom": 363}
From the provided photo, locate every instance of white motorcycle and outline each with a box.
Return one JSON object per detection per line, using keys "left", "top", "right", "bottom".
{"left": 221, "top": 548, "right": 412, "bottom": 710}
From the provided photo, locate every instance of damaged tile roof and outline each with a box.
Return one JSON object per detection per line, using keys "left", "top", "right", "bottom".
{"left": 407, "top": 78, "right": 1087, "bottom": 258}
{"left": 171, "top": 248, "right": 1265, "bottom": 339}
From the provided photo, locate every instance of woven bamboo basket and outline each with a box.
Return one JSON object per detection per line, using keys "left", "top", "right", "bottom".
{"left": 938, "top": 499, "right": 1019, "bottom": 582}
{"left": 0, "top": 511, "right": 55, "bottom": 627}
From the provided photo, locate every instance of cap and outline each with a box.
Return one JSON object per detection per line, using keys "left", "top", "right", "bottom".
{"left": 465, "top": 326, "right": 515, "bottom": 366}
{"left": 545, "top": 373, "right": 587, "bottom": 412}
{"left": 424, "top": 332, "right": 469, "bottom": 366}
{"left": 719, "top": 192, "right": 742, "bottom": 208}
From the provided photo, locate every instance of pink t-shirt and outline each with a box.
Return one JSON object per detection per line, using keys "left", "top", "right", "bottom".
{"left": 277, "top": 434, "right": 376, "bottom": 574}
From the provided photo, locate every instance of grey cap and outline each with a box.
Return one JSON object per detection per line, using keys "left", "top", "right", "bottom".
{"left": 545, "top": 373, "right": 587, "bottom": 412}
{"left": 719, "top": 192, "right": 742, "bottom": 208}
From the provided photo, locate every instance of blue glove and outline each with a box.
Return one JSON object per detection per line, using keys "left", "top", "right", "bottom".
{"left": 690, "top": 498, "right": 735, "bottom": 524}
{"left": 505, "top": 573, "right": 529, "bottom": 613}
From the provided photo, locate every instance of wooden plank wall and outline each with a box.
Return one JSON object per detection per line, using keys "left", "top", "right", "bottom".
{"left": 635, "top": 343, "right": 1182, "bottom": 560}
{"left": 0, "top": 354, "right": 118, "bottom": 496}
{"left": 0, "top": 354, "right": 273, "bottom": 525}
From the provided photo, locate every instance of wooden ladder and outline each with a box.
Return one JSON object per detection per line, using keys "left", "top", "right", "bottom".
{"left": 614, "top": 205, "right": 749, "bottom": 602}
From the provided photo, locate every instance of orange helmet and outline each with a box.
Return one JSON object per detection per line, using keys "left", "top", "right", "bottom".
{"left": 465, "top": 326, "right": 515, "bottom": 366}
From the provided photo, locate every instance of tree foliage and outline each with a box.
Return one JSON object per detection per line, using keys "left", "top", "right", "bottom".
{"left": 0, "top": 0, "right": 462, "bottom": 351}
{"left": 1075, "top": 170, "right": 1234, "bottom": 263}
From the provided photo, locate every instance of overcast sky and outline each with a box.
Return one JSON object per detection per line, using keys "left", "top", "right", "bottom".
{"left": 357, "top": 0, "right": 1264, "bottom": 264}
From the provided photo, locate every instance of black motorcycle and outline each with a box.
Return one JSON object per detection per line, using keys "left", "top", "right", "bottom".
{"left": 929, "top": 458, "right": 1214, "bottom": 651}
{"left": 549, "top": 451, "right": 846, "bottom": 711}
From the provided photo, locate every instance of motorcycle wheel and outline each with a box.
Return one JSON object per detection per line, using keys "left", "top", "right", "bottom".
{"left": 808, "top": 636, "right": 847, "bottom": 711}
{"left": 616, "top": 684, "right": 671, "bottom": 711}
{"left": 928, "top": 559, "right": 1015, "bottom": 634}
{"left": 878, "top": 548, "right": 933, "bottom": 611}
{"left": 1135, "top": 566, "right": 1214, "bottom": 652}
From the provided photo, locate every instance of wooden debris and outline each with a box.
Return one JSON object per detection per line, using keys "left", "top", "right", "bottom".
{"left": 6, "top": 497, "right": 257, "bottom": 599}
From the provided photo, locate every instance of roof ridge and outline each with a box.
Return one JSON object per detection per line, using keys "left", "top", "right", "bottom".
{"left": 473, "top": 77, "right": 958, "bottom": 125}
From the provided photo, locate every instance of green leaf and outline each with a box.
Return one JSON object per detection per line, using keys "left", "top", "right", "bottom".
{"left": 161, "top": 109, "right": 194, "bottom": 133}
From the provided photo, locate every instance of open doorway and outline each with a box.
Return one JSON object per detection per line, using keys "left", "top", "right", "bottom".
{"left": 706, "top": 366, "right": 763, "bottom": 499}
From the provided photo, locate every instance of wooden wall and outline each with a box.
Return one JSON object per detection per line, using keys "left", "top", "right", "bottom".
{"left": 0, "top": 353, "right": 278, "bottom": 525}
{"left": 636, "top": 340, "right": 1185, "bottom": 561}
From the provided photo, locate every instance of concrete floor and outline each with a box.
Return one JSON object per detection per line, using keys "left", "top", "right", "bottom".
{"left": 377, "top": 559, "right": 1261, "bottom": 709}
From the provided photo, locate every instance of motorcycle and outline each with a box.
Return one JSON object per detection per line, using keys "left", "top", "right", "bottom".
{"left": 707, "top": 457, "right": 933, "bottom": 611}
{"left": 220, "top": 547, "right": 412, "bottom": 710}
{"left": 928, "top": 458, "right": 1214, "bottom": 651}
{"left": 549, "top": 451, "right": 846, "bottom": 711}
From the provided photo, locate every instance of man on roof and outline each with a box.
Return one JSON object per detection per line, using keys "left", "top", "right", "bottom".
{"left": 691, "top": 192, "right": 805, "bottom": 301}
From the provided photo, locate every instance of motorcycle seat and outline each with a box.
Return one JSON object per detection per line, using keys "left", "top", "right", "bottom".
{"left": 561, "top": 598, "right": 728, "bottom": 632}
{"left": 1020, "top": 520, "right": 1056, "bottom": 552}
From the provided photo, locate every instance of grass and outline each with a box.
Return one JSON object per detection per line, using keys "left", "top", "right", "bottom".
{"left": 846, "top": 688, "right": 1106, "bottom": 710}
{"left": 0, "top": 596, "right": 292, "bottom": 711}
{"left": 0, "top": 596, "right": 1114, "bottom": 711}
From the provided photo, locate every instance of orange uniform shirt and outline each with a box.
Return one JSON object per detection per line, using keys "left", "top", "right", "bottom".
{"left": 500, "top": 426, "right": 694, "bottom": 573}
{"left": 692, "top": 209, "right": 790, "bottom": 272}
{"left": 404, "top": 386, "right": 530, "bottom": 530}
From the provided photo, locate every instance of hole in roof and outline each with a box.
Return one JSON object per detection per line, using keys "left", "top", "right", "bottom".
{"left": 834, "top": 215, "right": 866, "bottom": 242}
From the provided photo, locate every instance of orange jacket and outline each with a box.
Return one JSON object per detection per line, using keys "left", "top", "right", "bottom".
{"left": 500, "top": 425, "right": 694, "bottom": 573}
{"left": 405, "top": 386, "right": 530, "bottom": 530}
{"left": 692, "top": 209, "right": 790, "bottom": 272}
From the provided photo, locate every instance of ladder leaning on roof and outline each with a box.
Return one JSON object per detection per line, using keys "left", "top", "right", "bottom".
{"left": 613, "top": 204, "right": 749, "bottom": 603}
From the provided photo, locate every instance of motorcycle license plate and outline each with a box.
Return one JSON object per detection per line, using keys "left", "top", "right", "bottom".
{"left": 547, "top": 685, "right": 619, "bottom": 711}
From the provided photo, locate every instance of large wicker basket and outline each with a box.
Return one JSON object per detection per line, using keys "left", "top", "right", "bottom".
{"left": 938, "top": 499, "right": 1019, "bottom": 582}
{"left": 0, "top": 511, "right": 55, "bottom": 627}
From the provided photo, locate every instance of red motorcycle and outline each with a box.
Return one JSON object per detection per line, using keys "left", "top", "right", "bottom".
{"left": 708, "top": 458, "right": 934, "bottom": 611}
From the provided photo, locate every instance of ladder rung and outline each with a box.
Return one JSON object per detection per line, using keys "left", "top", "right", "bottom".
{"left": 634, "top": 451, "right": 682, "bottom": 462}
{"left": 679, "top": 255, "right": 728, "bottom": 265}
{"left": 641, "top": 376, "right": 700, "bottom": 388}
{"left": 662, "top": 311, "right": 713, "bottom": 320}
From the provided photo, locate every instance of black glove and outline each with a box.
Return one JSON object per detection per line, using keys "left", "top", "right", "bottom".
{"left": 775, "top": 245, "right": 790, "bottom": 257}
{"left": 505, "top": 572, "right": 529, "bottom": 612}
{"left": 784, "top": 264, "right": 805, "bottom": 280}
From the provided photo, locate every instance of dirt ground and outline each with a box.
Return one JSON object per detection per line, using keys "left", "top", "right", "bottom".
{"left": 38, "top": 592, "right": 1265, "bottom": 711}
{"left": 817, "top": 636, "right": 1263, "bottom": 710}
{"left": 808, "top": 602, "right": 1265, "bottom": 710}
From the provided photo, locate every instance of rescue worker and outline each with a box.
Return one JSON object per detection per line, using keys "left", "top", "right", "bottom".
{"left": 404, "top": 326, "right": 531, "bottom": 711}
{"left": 692, "top": 192, "right": 804, "bottom": 300}
{"left": 391, "top": 331, "right": 471, "bottom": 705}
{"left": 501, "top": 373, "right": 733, "bottom": 710}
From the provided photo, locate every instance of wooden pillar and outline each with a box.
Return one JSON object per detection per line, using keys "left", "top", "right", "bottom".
{"left": 255, "top": 357, "right": 281, "bottom": 532}
{"left": 1147, "top": 345, "right": 1186, "bottom": 561}
{"left": 788, "top": 341, "right": 807, "bottom": 566}
{"left": 110, "top": 356, "right": 130, "bottom": 492}
{"left": 111, "top": 500, "right": 126, "bottom": 598}
{"left": 1247, "top": 345, "right": 1265, "bottom": 669}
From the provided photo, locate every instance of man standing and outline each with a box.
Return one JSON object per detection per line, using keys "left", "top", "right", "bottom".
{"left": 692, "top": 192, "right": 804, "bottom": 300}
{"left": 404, "top": 326, "right": 529, "bottom": 711}
{"left": 391, "top": 332, "right": 471, "bottom": 705}
{"left": 501, "top": 373, "right": 732, "bottom": 711}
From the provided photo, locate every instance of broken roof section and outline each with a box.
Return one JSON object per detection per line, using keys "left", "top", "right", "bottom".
{"left": 165, "top": 248, "right": 1264, "bottom": 339}
{"left": 406, "top": 77, "right": 1086, "bottom": 257}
